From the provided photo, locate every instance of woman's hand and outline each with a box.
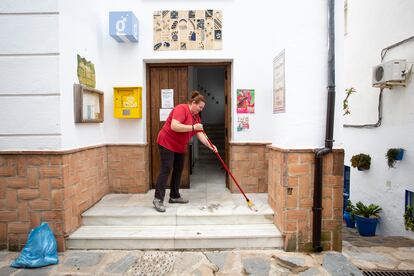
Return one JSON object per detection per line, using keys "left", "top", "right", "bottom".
{"left": 211, "top": 145, "right": 218, "bottom": 152}
{"left": 193, "top": 123, "right": 203, "bottom": 131}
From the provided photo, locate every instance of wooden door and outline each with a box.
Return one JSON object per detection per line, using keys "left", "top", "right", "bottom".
{"left": 149, "top": 66, "right": 190, "bottom": 189}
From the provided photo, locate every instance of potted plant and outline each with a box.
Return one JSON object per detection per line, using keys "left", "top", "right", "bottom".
{"left": 343, "top": 199, "right": 355, "bottom": 228}
{"left": 386, "top": 148, "right": 404, "bottom": 168}
{"left": 354, "top": 201, "right": 382, "bottom": 236}
{"left": 350, "top": 153, "right": 371, "bottom": 171}
{"left": 404, "top": 206, "right": 414, "bottom": 231}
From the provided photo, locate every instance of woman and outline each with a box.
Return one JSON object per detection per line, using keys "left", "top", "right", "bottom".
{"left": 153, "top": 91, "right": 217, "bottom": 212}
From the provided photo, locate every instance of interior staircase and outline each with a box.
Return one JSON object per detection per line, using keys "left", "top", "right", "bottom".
{"left": 199, "top": 124, "right": 225, "bottom": 163}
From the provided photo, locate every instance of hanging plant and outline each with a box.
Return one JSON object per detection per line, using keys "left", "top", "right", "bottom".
{"left": 350, "top": 153, "right": 371, "bottom": 171}
{"left": 343, "top": 87, "right": 356, "bottom": 116}
{"left": 404, "top": 206, "right": 414, "bottom": 231}
{"left": 386, "top": 148, "right": 404, "bottom": 168}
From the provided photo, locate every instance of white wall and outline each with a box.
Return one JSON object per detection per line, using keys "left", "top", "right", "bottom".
{"left": 59, "top": 1, "right": 109, "bottom": 149}
{"left": 269, "top": 0, "right": 344, "bottom": 149}
{"left": 59, "top": 0, "right": 337, "bottom": 149}
{"left": 0, "top": 0, "right": 60, "bottom": 150}
{"left": 344, "top": 0, "right": 414, "bottom": 238}
{"left": 1, "top": 0, "right": 341, "bottom": 151}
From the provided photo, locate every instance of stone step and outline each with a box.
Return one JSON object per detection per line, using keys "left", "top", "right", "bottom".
{"left": 197, "top": 157, "right": 224, "bottom": 163}
{"left": 67, "top": 224, "right": 283, "bottom": 250}
{"left": 204, "top": 132, "right": 224, "bottom": 137}
{"left": 204, "top": 124, "right": 224, "bottom": 129}
{"left": 199, "top": 148, "right": 224, "bottom": 154}
{"left": 203, "top": 131, "right": 224, "bottom": 136}
{"left": 81, "top": 205, "right": 274, "bottom": 226}
{"left": 199, "top": 142, "right": 224, "bottom": 149}
{"left": 199, "top": 150, "right": 224, "bottom": 155}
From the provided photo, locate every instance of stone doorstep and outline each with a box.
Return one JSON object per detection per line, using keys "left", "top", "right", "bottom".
{"left": 81, "top": 205, "right": 274, "bottom": 226}
{"left": 66, "top": 224, "right": 283, "bottom": 250}
{"left": 72, "top": 204, "right": 281, "bottom": 250}
{"left": 69, "top": 192, "right": 281, "bottom": 250}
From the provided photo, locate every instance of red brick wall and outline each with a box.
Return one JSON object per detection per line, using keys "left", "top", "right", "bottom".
{"left": 267, "top": 146, "right": 344, "bottom": 252}
{"left": 107, "top": 145, "right": 149, "bottom": 193}
{"left": 228, "top": 142, "right": 270, "bottom": 193}
{"left": 0, "top": 144, "right": 148, "bottom": 251}
{"left": 62, "top": 147, "right": 110, "bottom": 245}
{"left": 0, "top": 154, "right": 67, "bottom": 251}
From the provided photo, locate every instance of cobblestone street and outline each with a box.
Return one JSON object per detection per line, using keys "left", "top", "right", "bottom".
{"left": 2, "top": 226, "right": 414, "bottom": 275}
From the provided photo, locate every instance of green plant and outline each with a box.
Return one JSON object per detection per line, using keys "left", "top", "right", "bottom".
{"left": 404, "top": 206, "right": 414, "bottom": 231}
{"left": 345, "top": 199, "right": 355, "bottom": 218}
{"left": 354, "top": 201, "right": 382, "bottom": 218}
{"left": 345, "top": 199, "right": 354, "bottom": 212}
{"left": 343, "top": 87, "right": 356, "bottom": 116}
{"left": 350, "top": 153, "right": 371, "bottom": 170}
{"left": 386, "top": 148, "right": 400, "bottom": 168}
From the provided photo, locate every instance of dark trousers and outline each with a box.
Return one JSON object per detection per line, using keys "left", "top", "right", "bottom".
{"left": 154, "top": 145, "right": 185, "bottom": 202}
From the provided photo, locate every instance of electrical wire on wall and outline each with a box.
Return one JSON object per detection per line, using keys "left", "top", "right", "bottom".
{"left": 344, "top": 36, "right": 414, "bottom": 128}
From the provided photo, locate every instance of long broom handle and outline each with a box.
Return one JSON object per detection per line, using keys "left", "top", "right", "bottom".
{"left": 202, "top": 131, "right": 250, "bottom": 202}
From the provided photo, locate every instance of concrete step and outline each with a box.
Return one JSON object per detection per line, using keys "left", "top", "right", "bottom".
{"left": 67, "top": 224, "right": 283, "bottom": 250}
{"left": 81, "top": 205, "right": 274, "bottom": 226}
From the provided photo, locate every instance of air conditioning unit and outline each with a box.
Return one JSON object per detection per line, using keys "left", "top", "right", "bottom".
{"left": 372, "top": 59, "right": 407, "bottom": 87}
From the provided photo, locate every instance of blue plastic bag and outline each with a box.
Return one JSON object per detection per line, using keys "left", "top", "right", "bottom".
{"left": 11, "top": 222, "right": 59, "bottom": 268}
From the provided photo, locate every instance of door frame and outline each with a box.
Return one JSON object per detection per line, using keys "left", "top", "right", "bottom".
{"left": 145, "top": 61, "right": 232, "bottom": 189}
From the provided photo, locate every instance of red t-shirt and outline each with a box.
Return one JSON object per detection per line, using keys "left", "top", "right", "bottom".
{"left": 157, "top": 104, "right": 201, "bottom": 153}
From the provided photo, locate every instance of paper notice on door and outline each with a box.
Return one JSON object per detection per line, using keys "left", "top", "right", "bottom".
{"left": 160, "top": 108, "right": 172, "bottom": 121}
{"left": 161, "top": 89, "right": 174, "bottom": 108}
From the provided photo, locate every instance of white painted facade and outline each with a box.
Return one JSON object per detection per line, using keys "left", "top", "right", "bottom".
{"left": 0, "top": 0, "right": 344, "bottom": 151}
{"left": 344, "top": 0, "right": 414, "bottom": 238}
{"left": 0, "top": 1, "right": 60, "bottom": 149}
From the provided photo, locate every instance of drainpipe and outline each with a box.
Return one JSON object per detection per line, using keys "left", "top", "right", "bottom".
{"left": 312, "top": 0, "right": 336, "bottom": 252}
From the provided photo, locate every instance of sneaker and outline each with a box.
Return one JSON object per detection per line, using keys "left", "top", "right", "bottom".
{"left": 168, "top": 197, "right": 189, "bottom": 204}
{"left": 153, "top": 199, "right": 166, "bottom": 212}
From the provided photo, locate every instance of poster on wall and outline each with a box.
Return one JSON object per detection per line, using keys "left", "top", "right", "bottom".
{"left": 160, "top": 108, "right": 172, "bottom": 121}
{"left": 236, "top": 89, "right": 255, "bottom": 114}
{"left": 273, "top": 50, "right": 286, "bottom": 113}
{"left": 77, "top": 54, "right": 96, "bottom": 88}
{"left": 161, "top": 89, "right": 174, "bottom": 108}
{"left": 153, "top": 10, "right": 222, "bottom": 51}
{"left": 82, "top": 91, "right": 100, "bottom": 120}
{"left": 237, "top": 115, "right": 250, "bottom": 132}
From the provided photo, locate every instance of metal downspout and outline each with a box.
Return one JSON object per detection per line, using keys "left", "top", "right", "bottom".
{"left": 312, "top": 0, "right": 336, "bottom": 252}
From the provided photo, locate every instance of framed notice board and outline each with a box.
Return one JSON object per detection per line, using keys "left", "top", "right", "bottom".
{"left": 73, "top": 83, "right": 104, "bottom": 123}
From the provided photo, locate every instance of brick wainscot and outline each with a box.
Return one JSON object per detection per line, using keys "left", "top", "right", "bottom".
{"left": 230, "top": 142, "right": 344, "bottom": 252}
{"left": 0, "top": 144, "right": 149, "bottom": 251}
{"left": 1, "top": 142, "right": 342, "bottom": 252}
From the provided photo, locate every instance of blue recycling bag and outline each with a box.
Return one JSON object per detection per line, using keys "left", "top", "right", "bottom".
{"left": 11, "top": 222, "right": 59, "bottom": 268}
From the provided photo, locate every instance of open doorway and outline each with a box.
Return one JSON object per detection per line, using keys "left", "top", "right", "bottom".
{"left": 188, "top": 66, "right": 226, "bottom": 182}
{"left": 146, "top": 62, "right": 231, "bottom": 190}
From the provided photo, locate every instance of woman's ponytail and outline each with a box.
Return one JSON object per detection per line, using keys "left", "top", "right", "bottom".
{"left": 188, "top": 90, "right": 205, "bottom": 104}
